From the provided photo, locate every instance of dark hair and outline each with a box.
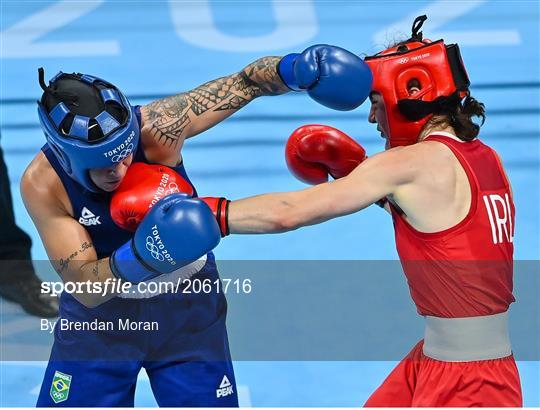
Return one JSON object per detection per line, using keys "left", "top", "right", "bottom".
{"left": 39, "top": 70, "right": 126, "bottom": 142}
{"left": 426, "top": 94, "right": 486, "bottom": 141}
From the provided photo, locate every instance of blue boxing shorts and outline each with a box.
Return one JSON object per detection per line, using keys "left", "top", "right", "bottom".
{"left": 37, "top": 254, "right": 238, "bottom": 407}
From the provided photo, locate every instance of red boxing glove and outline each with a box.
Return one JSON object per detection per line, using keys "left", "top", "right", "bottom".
{"left": 111, "top": 163, "right": 194, "bottom": 231}
{"left": 199, "top": 197, "right": 230, "bottom": 237}
{"left": 285, "top": 124, "right": 367, "bottom": 185}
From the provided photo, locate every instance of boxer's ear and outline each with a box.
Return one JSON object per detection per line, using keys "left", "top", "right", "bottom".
{"left": 407, "top": 79, "right": 421, "bottom": 96}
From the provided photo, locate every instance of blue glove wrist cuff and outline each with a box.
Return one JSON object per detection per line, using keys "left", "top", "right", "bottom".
{"left": 110, "top": 240, "right": 160, "bottom": 284}
{"left": 278, "top": 53, "right": 302, "bottom": 91}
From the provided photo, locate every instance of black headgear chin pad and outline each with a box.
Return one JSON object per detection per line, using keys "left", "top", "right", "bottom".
{"left": 397, "top": 92, "right": 462, "bottom": 122}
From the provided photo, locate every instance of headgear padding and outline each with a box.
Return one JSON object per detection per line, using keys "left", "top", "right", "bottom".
{"left": 365, "top": 15, "right": 470, "bottom": 147}
{"left": 37, "top": 68, "right": 140, "bottom": 193}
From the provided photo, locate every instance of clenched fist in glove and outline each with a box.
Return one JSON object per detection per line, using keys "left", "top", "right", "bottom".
{"left": 110, "top": 193, "right": 221, "bottom": 283}
{"left": 278, "top": 45, "right": 373, "bottom": 111}
{"left": 110, "top": 163, "right": 194, "bottom": 231}
{"left": 285, "top": 124, "right": 367, "bottom": 185}
{"left": 110, "top": 162, "right": 231, "bottom": 237}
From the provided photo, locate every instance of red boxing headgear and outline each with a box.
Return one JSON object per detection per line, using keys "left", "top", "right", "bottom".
{"left": 365, "top": 15, "right": 470, "bottom": 147}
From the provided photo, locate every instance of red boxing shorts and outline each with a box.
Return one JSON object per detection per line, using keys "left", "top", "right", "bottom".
{"left": 364, "top": 340, "right": 522, "bottom": 407}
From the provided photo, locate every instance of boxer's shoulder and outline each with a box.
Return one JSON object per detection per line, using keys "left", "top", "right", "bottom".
{"left": 416, "top": 138, "right": 467, "bottom": 176}
{"left": 21, "top": 151, "right": 72, "bottom": 217}
{"left": 397, "top": 138, "right": 457, "bottom": 169}
{"left": 370, "top": 140, "right": 459, "bottom": 189}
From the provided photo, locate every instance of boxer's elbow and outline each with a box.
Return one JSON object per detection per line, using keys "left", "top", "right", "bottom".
{"left": 273, "top": 202, "right": 304, "bottom": 233}
{"left": 71, "top": 292, "right": 102, "bottom": 309}
{"left": 273, "top": 216, "right": 299, "bottom": 233}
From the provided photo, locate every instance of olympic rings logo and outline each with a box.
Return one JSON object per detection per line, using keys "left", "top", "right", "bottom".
{"left": 111, "top": 143, "right": 134, "bottom": 163}
{"left": 165, "top": 182, "right": 180, "bottom": 195}
{"left": 145, "top": 236, "right": 164, "bottom": 261}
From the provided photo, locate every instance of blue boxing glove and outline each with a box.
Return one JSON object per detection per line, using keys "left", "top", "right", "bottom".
{"left": 110, "top": 193, "right": 221, "bottom": 283}
{"left": 278, "top": 44, "right": 373, "bottom": 111}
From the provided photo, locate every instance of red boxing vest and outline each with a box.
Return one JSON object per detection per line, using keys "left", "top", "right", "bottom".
{"left": 391, "top": 134, "right": 516, "bottom": 318}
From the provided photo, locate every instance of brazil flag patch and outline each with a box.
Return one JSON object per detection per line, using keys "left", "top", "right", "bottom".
{"left": 50, "top": 371, "right": 72, "bottom": 404}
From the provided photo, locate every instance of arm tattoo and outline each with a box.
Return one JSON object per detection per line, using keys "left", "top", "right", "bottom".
{"left": 242, "top": 56, "right": 289, "bottom": 96}
{"left": 58, "top": 252, "right": 77, "bottom": 273}
{"left": 188, "top": 74, "right": 249, "bottom": 113}
{"left": 144, "top": 56, "right": 288, "bottom": 147}
{"left": 145, "top": 95, "right": 191, "bottom": 148}
{"left": 92, "top": 261, "right": 99, "bottom": 278}
{"left": 57, "top": 242, "right": 94, "bottom": 273}
{"left": 80, "top": 241, "right": 94, "bottom": 252}
{"left": 90, "top": 259, "right": 110, "bottom": 280}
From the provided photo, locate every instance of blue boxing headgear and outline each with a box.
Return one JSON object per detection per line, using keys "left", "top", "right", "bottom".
{"left": 37, "top": 68, "right": 139, "bottom": 193}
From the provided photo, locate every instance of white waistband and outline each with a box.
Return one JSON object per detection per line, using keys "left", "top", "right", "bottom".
{"left": 423, "top": 312, "right": 512, "bottom": 362}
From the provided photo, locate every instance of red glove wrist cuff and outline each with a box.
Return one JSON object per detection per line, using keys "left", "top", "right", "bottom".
{"left": 215, "top": 197, "right": 230, "bottom": 237}
{"left": 200, "top": 197, "right": 230, "bottom": 237}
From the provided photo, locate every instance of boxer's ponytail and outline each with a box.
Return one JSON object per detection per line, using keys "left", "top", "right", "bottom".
{"left": 425, "top": 94, "right": 486, "bottom": 141}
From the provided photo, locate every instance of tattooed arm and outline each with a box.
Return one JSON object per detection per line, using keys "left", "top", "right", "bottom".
{"left": 140, "top": 57, "right": 289, "bottom": 157}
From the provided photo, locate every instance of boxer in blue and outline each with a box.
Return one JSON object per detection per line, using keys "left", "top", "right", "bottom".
{"left": 22, "top": 47, "right": 373, "bottom": 407}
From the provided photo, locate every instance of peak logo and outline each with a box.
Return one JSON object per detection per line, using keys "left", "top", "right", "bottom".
{"left": 216, "top": 375, "right": 234, "bottom": 398}
{"left": 78, "top": 207, "right": 101, "bottom": 226}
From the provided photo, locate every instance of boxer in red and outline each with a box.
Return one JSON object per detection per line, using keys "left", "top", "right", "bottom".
{"left": 113, "top": 16, "right": 522, "bottom": 407}
{"left": 234, "top": 16, "right": 522, "bottom": 406}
